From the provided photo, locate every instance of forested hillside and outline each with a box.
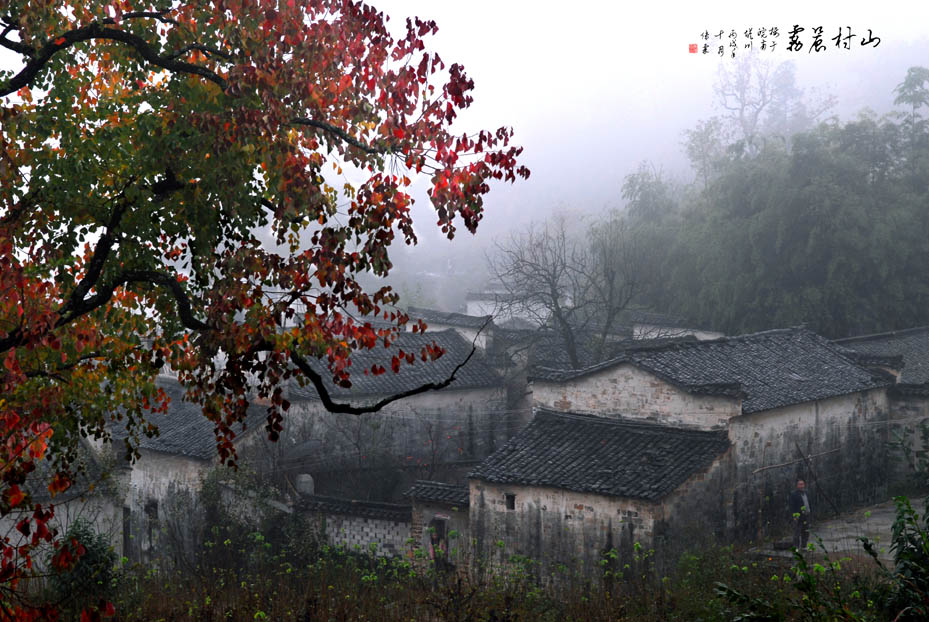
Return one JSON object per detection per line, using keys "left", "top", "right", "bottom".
{"left": 627, "top": 64, "right": 929, "bottom": 339}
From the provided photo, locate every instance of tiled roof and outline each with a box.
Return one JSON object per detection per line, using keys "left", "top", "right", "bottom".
{"left": 530, "top": 328, "right": 891, "bottom": 414}
{"left": 523, "top": 334, "right": 699, "bottom": 377}
{"left": 404, "top": 480, "right": 470, "bottom": 507}
{"left": 835, "top": 326, "right": 929, "bottom": 385}
{"left": 469, "top": 410, "right": 730, "bottom": 501}
{"left": 297, "top": 494, "right": 412, "bottom": 522}
{"left": 621, "top": 309, "right": 687, "bottom": 326}
{"left": 490, "top": 328, "right": 634, "bottom": 370}
{"left": 26, "top": 440, "right": 113, "bottom": 504}
{"left": 109, "top": 377, "right": 267, "bottom": 460}
{"left": 408, "top": 306, "right": 493, "bottom": 331}
{"left": 465, "top": 291, "right": 515, "bottom": 303}
{"left": 289, "top": 330, "right": 502, "bottom": 400}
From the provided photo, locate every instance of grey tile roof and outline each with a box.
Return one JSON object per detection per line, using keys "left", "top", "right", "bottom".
{"left": 25, "top": 440, "right": 113, "bottom": 504}
{"left": 525, "top": 333, "right": 700, "bottom": 375}
{"left": 289, "top": 330, "right": 502, "bottom": 400}
{"left": 465, "top": 291, "right": 516, "bottom": 303}
{"left": 408, "top": 306, "right": 494, "bottom": 331}
{"left": 489, "top": 328, "right": 645, "bottom": 371}
{"left": 620, "top": 309, "right": 689, "bottom": 327}
{"left": 530, "top": 328, "right": 891, "bottom": 414}
{"left": 834, "top": 326, "right": 929, "bottom": 385}
{"left": 469, "top": 409, "right": 730, "bottom": 501}
{"left": 297, "top": 494, "right": 412, "bottom": 522}
{"left": 109, "top": 377, "right": 268, "bottom": 460}
{"left": 404, "top": 480, "right": 470, "bottom": 507}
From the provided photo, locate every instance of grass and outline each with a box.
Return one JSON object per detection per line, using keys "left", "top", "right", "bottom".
{"left": 103, "top": 538, "right": 894, "bottom": 621}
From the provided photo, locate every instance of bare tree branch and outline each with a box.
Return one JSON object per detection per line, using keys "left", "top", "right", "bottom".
{"left": 490, "top": 213, "right": 646, "bottom": 368}
{"left": 289, "top": 344, "right": 477, "bottom": 415}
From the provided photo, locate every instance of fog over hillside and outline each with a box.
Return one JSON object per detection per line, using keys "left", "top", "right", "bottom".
{"left": 367, "top": 1, "right": 929, "bottom": 313}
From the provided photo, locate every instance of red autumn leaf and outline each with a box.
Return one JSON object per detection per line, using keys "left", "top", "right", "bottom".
{"left": 7, "top": 485, "right": 25, "bottom": 508}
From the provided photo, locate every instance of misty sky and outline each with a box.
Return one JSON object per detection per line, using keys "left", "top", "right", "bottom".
{"left": 3, "top": 2, "right": 929, "bottom": 302}
{"left": 374, "top": 0, "right": 929, "bottom": 262}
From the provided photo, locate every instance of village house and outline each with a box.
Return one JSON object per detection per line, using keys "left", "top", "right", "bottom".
{"left": 835, "top": 326, "right": 929, "bottom": 486}
{"left": 279, "top": 329, "right": 515, "bottom": 501}
{"left": 405, "top": 480, "right": 471, "bottom": 568}
{"left": 5, "top": 440, "right": 127, "bottom": 564}
{"left": 468, "top": 409, "right": 731, "bottom": 576}
{"left": 52, "top": 324, "right": 917, "bottom": 576}
{"left": 523, "top": 328, "right": 893, "bottom": 545}
{"left": 407, "top": 306, "right": 495, "bottom": 352}
{"left": 104, "top": 375, "right": 268, "bottom": 560}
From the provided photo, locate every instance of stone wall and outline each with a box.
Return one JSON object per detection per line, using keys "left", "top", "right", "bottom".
{"left": 284, "top": 387, "right": 512, "bottom": 477}
{"left": 298, "top": 497, "right": 412, "bottom": 558}
{"left": 726, "top": 389, "right": 891, "bottom": 541}
{"left": 532, "top": 364, "right": 740, "bottom": 429}
{"left": 319, "top": 514, "right": 410, "bottom": 557}
{"left": 469, "top": 480, "right": 660, "bottom": 581}
{"left": 886, "top": 392, "right": 929, "bottom": 490}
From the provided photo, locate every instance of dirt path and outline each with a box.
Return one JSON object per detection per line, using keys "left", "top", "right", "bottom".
{"left": 802, "top": 495, "right": 926, "bottom": 562}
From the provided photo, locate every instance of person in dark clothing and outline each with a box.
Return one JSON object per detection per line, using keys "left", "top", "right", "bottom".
{"left": 788, "top": 479, "right": 812, "bottom": 550}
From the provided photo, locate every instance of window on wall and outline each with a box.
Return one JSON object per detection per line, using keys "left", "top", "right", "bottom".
{"left": 505, "top": 493, "right": 516, "bottom": 510}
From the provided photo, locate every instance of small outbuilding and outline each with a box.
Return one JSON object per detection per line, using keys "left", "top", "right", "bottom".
{"left": 468, "top": 409, "right": 731, "bottom": 576}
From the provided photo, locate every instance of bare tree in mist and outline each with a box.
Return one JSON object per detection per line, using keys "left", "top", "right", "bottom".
{"left": 489, "top": 214, "right": 644, "bottom": 368}
{"left": 689, "top": 55, "right": 837, "bottom": 167}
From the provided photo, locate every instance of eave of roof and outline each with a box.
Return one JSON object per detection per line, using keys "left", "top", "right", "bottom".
{"left": 529, "top": 328, "right": 891, "bottom": 414}
{"left": 296, "top": 495, "right": 412, "bottom": 522}
{"left": 469, "top": 409, "right": 730, "bottom": 501}
{"left": 403, "top": 480, "right": 470, "bottom": 507}
{"left": 288, "top": 329, "right": 502, "bottom": 400}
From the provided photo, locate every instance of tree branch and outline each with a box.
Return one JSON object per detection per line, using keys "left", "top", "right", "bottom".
{"left": 57, "top": 269, "right": 212, "bottom": 332}
{"left": 1, "top": 22, "right": 227, "bottom": 97}
{"left": 291, "top": 118, "right": 382, "bottom": 155}
{"left": 165, "top": 43, "right": 234, "bottom": 62}
{"left": 289, "top": 341, "right": 478, "bottom": 415}
{"left": 59, "top": 192, "right": 131, "bottom": 320}
{"left": 24, "top": 351, "right": 103, "bottom": 382}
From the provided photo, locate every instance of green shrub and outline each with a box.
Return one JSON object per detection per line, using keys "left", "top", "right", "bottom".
{"left": 49, "top": 519, "right": 119, "bottom": 612}
{"left": 862, "top": 496, "right": 929, "bottom": 620}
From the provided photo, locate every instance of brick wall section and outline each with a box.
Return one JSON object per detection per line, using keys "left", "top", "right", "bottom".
{"left": 470, "top": 481, "right": 659, "bottom": 581}
{"left": 297, "top": 497, "right": 413, "bottom": 558}
{"left": 532, "top": 364, "right": 740, "bottom": 429}
{"left": 886, "top": 393, "right": 929, "bottom": 489}
{"left": 724, "top": 389, "right": 890, "bottom": 541}
{"left": 316, "top": 513, "right": 411, "bottom": 557}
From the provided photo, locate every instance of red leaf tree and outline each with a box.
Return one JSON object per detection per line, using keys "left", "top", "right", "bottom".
{"left": 0, "top": 0, "right": 526, "bottom": 614}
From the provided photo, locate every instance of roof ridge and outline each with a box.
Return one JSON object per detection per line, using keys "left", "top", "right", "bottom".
{"left": 301, "top": 494, "right": 411, "bottom": 510}
{"left": 534, "top": 408, "right": 728, "bottom": 437}
{"left": 834, "top": 325, "right": 929, "bottom": 344}
{"left": 409, "top": 479, "right": 467, "bottom": 489}
{"left": 408, "top": 305, "right": 492, "bottom": 320}
{"left": 648, "top": 325, "right": 804, "bottom": 347}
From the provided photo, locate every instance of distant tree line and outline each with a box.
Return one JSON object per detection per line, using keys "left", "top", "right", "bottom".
{"left": 489, "top": 61, "right": 929, "bottom": 343}
{"left": 625, "top": 62, "right": 929, "bottom": 339}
